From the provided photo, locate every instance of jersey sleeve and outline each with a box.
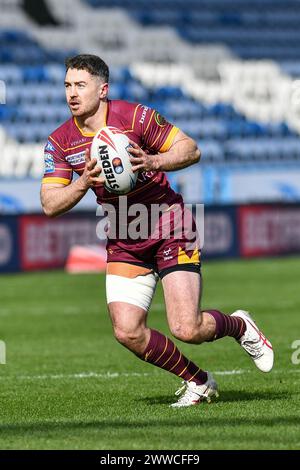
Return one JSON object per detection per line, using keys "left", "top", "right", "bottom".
{"left": 42, "top": 136, "right": 72, "bottom": 185}
{"left": 134, "top": 105, "right": 179, "bottom": 153}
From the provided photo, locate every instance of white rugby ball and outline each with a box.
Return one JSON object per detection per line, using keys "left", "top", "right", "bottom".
{"left": 91, "top": 126, "right": 137, "bottom": 194}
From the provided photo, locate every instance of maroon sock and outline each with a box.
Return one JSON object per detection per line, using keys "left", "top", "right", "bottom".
{"left": 205, "top": 309, "right": 246, "bottom": 341}
{"left": 140, "top": 329, "right": 208, "bottom": 385}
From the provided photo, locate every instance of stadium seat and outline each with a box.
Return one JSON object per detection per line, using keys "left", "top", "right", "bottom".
{"left": 1, "top": 0, "right": 300, "bottom": 200}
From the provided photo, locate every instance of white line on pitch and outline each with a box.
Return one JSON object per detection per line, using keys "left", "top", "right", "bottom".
{"left": 0, "top": 369, "right": 299, "bottom": 381}
{"left": 5, "top": 371, "right": 152, "bottom": 380}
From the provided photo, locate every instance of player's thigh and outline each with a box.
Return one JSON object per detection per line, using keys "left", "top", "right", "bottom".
{"left": 161, "top": 269, "right": 203, "bottom": 330}
{"left": 106, "top": 262, "right": 158, "bottom": 335}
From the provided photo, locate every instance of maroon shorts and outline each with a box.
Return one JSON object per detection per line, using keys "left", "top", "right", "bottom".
{"left": 106, "top": 203, "right": 201, "bottom": 278}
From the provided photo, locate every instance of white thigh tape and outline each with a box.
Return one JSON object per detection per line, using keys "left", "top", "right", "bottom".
{"left": 106, "top": 272, "right": 158, "bottom": 311}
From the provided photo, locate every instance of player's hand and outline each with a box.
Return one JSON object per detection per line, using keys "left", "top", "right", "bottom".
{"left": 79, "top": 148, "right": 105, "bottom": 189}
{"left": 128, "top": 140, "right": 159, "bottom": 172}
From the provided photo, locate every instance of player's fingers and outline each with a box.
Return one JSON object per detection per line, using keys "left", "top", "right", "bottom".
{"left": 129, "top": 156, "right": 143, "bottom": 164}
{"left": 85, "top": 147, "right": 91, "bottom": 162}
{"left": 128, "top": 147, "right": 144, "bottom": 159}
{"left": 87, "top": 158, "right": 98, "bottom": 171}
{"left": 128, "top": 139, "right": 139, "bottom": 149}
{"left": 127, "top": 146, "right": 139, "bottom": 155}
{"left": 128, "top": 141, "right": 145, "bottom": 156}
{"left": 90, "top": 165, "right": 102, "bottom": 177}
{"left": 131, "top": 164, "right": 144, "bottom": 172}
{"left": 91, "top": 176, "right": 106, "bottom": 187}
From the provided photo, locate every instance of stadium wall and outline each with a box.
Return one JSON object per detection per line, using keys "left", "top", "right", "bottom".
{"left": 2, "top": 165, "right": 300, "bottom": 215}
{"left": 1, "top": 203, "right": 300, "bottom": 273}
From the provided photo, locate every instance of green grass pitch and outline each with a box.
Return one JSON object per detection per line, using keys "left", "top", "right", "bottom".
{"left": 0, "top": 257, "right": 299, "bottom": 450}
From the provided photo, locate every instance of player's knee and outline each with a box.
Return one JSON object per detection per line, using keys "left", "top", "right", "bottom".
{"left": 170, "top": 324, "right": 200, "bottom": 344}
{"left": 113, "top": 327, "right": 143, "bottom": 349}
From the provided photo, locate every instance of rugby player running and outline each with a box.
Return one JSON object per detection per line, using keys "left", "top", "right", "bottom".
{"left": 41, "top": 55, "right": 274, "bottom": 407}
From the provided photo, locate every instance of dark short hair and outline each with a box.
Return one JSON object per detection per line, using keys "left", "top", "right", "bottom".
{"left": 65, "top": 54, "right": 109, "bottom": 83}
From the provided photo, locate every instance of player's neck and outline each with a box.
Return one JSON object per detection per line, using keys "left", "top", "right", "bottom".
{"left": 75, "top": 101, "right": 108, "bottom": 136}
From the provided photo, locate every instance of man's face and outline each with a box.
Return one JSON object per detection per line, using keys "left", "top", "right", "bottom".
{"left": 64, "top": 68, "right": 107, "bottom": 117}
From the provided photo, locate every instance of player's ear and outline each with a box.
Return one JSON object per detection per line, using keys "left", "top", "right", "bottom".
{"left": 99, "top": 83, "right": 108, "bottom": 99}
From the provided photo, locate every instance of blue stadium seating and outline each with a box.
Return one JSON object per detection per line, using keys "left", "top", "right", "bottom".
{"left": 85, "top": 0, "right": 300, "bottom": 58}
{"left": 1, "top": 0, "right": 300, "bottom": 168}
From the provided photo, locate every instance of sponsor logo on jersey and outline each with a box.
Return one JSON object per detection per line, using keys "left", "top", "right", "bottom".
{"left": 44, "top": 153, "right": 55, "bottom": 174}
{"left": 45, "top": 140, "right": 56, "bottom": 152}
{"left": 154, "top": 112, "right": 167, "bottom": 127}
{"left": 139, "top": 105, "right": 149, "bottom": 124}
{"left": 70, "top": 138, "right": 88, "bottom": 146}
{"left": 66, "top": 151, "right": 86, "bottom": 166}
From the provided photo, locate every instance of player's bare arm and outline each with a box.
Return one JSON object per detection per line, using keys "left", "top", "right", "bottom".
{"left": 129, "top": 130, "right": 200, "bottom": 173}
{"left": 41, "top": 148, "right": 105, "bottom": 217}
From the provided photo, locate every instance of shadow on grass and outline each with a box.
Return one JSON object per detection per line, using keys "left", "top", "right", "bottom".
{"left": 143, "top": 389, "right": 290, "bottom": 406}
{"left": 0, "top": 414, "right": 299, "bottom": 437}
